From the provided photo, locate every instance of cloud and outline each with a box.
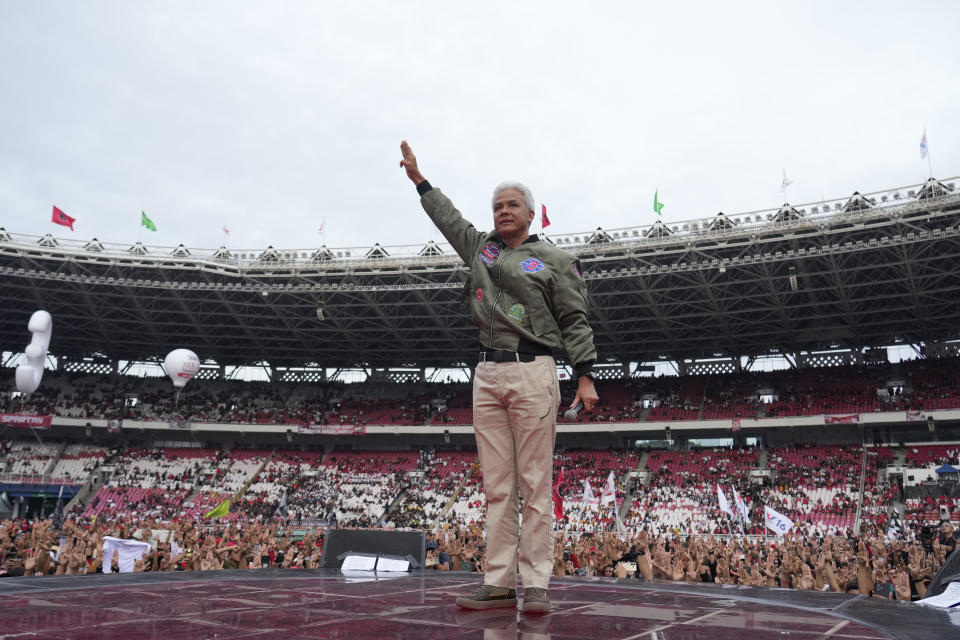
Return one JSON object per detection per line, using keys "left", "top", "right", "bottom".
{"left": 0, "top": 1, "right": 957, "bottom": 252}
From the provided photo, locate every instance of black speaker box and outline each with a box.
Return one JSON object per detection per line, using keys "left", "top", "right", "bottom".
{"left": 320, "top": 529, "right": 425, "bottom": 569}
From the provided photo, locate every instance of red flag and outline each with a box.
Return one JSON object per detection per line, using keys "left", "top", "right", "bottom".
{"left": 51, "top": 206, "right": 76, "bottom": 230}
{"left": 552, "top": 467, "right": 564, "bottom": 521}
{"left": 541, "top": 204, "right": 551, "bottom": 229}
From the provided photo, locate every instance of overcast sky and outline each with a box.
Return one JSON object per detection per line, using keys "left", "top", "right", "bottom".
{"left": 1, "top": 1, "right": 957, "bottom": 253}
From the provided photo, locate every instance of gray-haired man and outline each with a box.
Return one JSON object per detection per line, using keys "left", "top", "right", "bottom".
{"left": 400, "top": 141, "right": 599, "bottom": 612}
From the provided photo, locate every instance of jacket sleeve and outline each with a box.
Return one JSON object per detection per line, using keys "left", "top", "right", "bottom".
{"left": 420, "top": 188, "right": 486, "bottom": 264}
{"left": 552, "top": 255, "right": 597, "bottom": 376}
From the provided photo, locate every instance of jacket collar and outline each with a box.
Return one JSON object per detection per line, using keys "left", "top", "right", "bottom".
{"left": 485, "top": 231, "right": 540, "bottom": 246}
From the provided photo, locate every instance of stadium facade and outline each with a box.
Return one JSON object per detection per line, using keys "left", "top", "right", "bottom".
{"left": 0, "top": 176, "right": 958, "bottom": 378}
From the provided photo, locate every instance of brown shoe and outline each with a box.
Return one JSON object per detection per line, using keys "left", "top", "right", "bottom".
{"left": 521, "top": 587, "right": 551, "bottom": 613}
{"left": 455, "top": 584, "right": 518, "bottom": 609}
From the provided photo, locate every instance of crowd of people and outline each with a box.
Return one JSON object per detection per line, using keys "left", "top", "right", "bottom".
{"left": 2, "top": 510, "right": 957, "bottom": 603}
{"left": 3, "top": 441, "right": 957, "bottom": 534}
{"left": 3, "top": 431, "right": 959, "bottom": 603}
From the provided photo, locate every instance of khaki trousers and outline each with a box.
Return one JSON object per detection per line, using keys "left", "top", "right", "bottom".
{"left": 473, "top": 355, "right": 559, "bottom": 590}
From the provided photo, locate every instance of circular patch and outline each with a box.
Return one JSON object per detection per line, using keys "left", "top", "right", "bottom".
{"left": 508, "top": 303, "right": 525, "bottom": 321}
{"left": 476, "top": 288, "right": 483, "bottom": 302}
{"left": 520, "top": 258, "right": 545, "bottom": 273}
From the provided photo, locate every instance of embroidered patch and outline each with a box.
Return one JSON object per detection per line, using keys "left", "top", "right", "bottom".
{"left": 476, "top": 288, "right": 483, "bottom": 302}
{"left": 480, "top": 243, "right": 501, "bottom": 265}
{"left": 572, "top": 263, "right": 581, "bottom": 277}
{"left": 520, "top": 258, "right": 545, "bottom": 273}
{"left": 507, "top": 303, "right": 525, "bottom": 321}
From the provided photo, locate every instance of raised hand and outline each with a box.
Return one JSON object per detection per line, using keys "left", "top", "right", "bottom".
{"left": 798, "top": 564, "right": 815, "bottom": 590}
{"left": 893, "top": 570, "right": 911, "bottom": 601}
{"left": 399, "top": 141, "right": 426, "bottom": 185}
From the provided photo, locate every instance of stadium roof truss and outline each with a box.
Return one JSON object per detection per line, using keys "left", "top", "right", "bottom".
{"left": 1, "top": 178, "right": 959, "bottom": 371}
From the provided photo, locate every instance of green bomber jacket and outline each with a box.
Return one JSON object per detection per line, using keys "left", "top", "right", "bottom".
{"left": 418, "top": 183, "right": 597, "bottom": 377}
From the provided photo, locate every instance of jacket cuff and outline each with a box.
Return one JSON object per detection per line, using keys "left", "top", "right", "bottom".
{"left": 416, "top": 180, "right": 433, "bottom": 196}
{"left": 574, "top": 362, "right": 595, "bottom": 379}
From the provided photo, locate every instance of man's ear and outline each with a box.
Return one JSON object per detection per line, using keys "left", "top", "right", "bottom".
{"left": 527, "top": 209, "right": 536, "bottom": 228}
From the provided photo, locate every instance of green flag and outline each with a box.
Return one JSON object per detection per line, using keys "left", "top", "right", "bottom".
{"left": 204, "top": 499, "right": 230, "bottom": 519}
{"left": 653, "top": 190, "right": 664, "bottom": 216}
{"left": 141, "top": 210, "right": 157, "bottom": 231}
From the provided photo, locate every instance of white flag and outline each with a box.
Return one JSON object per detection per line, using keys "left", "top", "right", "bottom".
{"left": 764, "top": 506, "right": 794, "bottom": 535}
{"left": 920, "top": 127, "right": 929, "bottom": 159}
{"left": 600, "top": 471, "right": 617, "bottom": 505}
{"left": 887, "top": 518, "right": 902, "bottom": 540}
{"left": 717, "top": 484, "right": 735, "bottom": 518}
{"left": 781, "top": 168, "right": 792, "bottom": 190}
{"left": 582, "top": 480, "right": 596, "bottom": 504}
{"left": 732, "top": 487, "right": 749, "bottom": 523}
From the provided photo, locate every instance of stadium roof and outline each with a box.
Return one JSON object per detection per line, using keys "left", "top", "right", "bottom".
{"left": 1, "top": 177, "right": 959, "bottom": 370}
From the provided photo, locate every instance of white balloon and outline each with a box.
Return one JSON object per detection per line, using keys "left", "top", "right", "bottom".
{"left": 163, "top": 349, "right": 200, "bottom": 388}
{"left": 15, "top": 310, "right": 53, "bottom": 395}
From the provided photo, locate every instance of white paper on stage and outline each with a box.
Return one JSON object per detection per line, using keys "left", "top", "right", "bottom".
{"left": 916, "top": 582, "right": 960, "bottom": 608}
{"left": 375, "top": 556, "right": 410, "bottom": 572}
{"left": 340, "top": 553, "right": 377, "bottom": 571}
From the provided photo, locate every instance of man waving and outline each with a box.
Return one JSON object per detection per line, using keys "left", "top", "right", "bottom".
{"left": 400, "top": 141, "right": 599, "bottom": 612}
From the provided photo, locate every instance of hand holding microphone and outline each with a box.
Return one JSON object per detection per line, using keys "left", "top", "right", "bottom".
{"left": 564, "top": 373, "right": 599, "bottom": 421}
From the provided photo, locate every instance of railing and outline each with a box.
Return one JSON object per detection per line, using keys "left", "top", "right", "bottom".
{"left": 0, "top": 472, "right": 83, "bottom": 486}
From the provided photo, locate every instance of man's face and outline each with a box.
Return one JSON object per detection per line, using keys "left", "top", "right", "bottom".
{"left": 942, "top": 523, "right": 954, "bottom": 537}
{"left": 493, "top": 189, "right": 534, "bottom": 237}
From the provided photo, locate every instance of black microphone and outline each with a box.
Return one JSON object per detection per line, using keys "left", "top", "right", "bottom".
{"left": 563, "top": 400, "right": 584, "bottom": 422}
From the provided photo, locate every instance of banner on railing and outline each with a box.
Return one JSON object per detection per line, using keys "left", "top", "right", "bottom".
{"left": 0, "top": 414, "right": 52, "bottom": 429}
{"left": 824, "top": 414, "right": 859, "bottom": 424}
{"left": 167, "top": 420, "right": 191, "bottom": 430}
{"left": 906, "top": 410, "right": 926, "bottom": 422}
{"left": 298, "top": 423, "right": 366, "bottom": 435}
{"left": 107, "top": 419, "right": 123, "bottom": 433}
{"left": 731, "top": 418, "right": 741, "bottom": 432}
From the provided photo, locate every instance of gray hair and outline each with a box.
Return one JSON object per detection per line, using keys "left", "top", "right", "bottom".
{"left": 491, "top": 181, "right": 535, "bottom": 213}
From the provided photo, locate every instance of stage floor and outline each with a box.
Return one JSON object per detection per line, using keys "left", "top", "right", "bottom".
{"left": 0, "top": 570, "right": 954, "bottom": 639}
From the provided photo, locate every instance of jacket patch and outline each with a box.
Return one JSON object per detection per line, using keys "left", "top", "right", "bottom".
{"left": 480, "top": 243, "right": 501, "bottom": 265}
{"left": 507, "top": 303, "right": 525, "bottom": 322}
{"left": 476, "top": 288, "right": 483, "bottom": 302}
{"left": 520, "top": 258, "right": 545, "bottom": 273}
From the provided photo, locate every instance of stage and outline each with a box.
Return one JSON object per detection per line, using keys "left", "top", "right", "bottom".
{"left": 0, "top": 570, "right": 954, "bottom": 639}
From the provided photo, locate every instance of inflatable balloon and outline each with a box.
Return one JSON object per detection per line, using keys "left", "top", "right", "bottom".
{"left": 15, "top": 310, "right": 53, "bottom": 395}
{"left": 163, "top": 349, "right": 200, "bottom": 388}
